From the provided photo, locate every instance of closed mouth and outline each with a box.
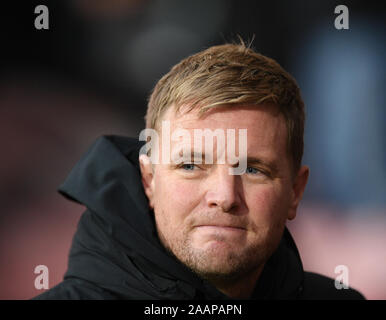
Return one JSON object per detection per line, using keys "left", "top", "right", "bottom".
{"left": 195, "top": 225, "right": 246, "bottom": 230}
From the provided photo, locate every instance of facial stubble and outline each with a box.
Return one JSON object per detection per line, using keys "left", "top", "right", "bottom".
{"left": 155, "top": 213, "right": 281, "bottom": 285}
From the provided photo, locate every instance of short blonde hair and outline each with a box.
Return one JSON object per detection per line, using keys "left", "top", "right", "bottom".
{"left": 146, "top": 42, "right": 305, "bottom": 172}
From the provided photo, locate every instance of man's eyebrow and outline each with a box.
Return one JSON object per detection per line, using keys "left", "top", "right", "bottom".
{"left": 170, "top": 151, "right": 279, "bottom": 171}
{"left": 191, "top": 151, "right": 206, "bottom": 159}
{"left": 170, "top": 150, "right": 206, "bottom": 161}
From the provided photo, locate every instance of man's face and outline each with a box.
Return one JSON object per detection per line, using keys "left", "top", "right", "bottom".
{"left": 140, "top": 104, "right": 308, "bottom": 283}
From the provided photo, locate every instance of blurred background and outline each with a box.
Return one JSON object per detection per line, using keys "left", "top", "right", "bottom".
{"left": 0, "top": 0, "right": 385, "bottom": 299}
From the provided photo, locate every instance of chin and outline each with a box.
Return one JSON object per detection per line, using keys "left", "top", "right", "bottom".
{"left": 186, "top": 246, "right": 260, "bottom": 280}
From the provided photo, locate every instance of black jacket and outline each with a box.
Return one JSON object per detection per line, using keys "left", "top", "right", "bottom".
{"left": 33, "top": 135, "right": 365, "bottom": 300}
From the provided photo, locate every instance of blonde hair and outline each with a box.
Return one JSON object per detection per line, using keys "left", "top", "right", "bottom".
{"left": 146, "top": 42, "right": 305, "bottom": 172}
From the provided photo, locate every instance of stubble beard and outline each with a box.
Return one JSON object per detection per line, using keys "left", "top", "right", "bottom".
{"left": 156, "top": 222, "right": 279, "bottom": 285}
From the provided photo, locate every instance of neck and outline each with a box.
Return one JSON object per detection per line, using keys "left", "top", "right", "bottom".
{"left": 209, "top": 264, "right": 264, "bottom": 299}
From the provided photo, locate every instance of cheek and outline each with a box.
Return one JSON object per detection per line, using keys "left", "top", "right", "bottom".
{"left": 246, "top": 183, "right": 290, "bottom": 225}
{"left": 153, "top": 173, "right": 200, "bottom": 225}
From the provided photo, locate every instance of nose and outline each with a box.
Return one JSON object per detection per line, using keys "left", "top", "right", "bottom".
{"left": 205, "top": 166, "right": 242, "bottom": 212}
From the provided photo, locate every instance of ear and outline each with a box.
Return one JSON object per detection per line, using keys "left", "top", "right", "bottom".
{"left": 287, "top": 165, "right": 309, "bottom": 221}
{"left": 139, "top": 154, "right": 155, "bottom": 208}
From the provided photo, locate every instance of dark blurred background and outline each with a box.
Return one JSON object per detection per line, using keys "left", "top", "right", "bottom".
{"left": 0, "top": 0, "right": 385, "bottom": 299}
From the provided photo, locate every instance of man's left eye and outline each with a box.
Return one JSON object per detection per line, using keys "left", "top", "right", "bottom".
{"left": 246, "top": 166, "right": 260, "bottom": 175}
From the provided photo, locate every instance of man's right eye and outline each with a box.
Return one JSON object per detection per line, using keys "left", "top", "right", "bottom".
{"left": 180, "top": 164, "right": 196, "bottom": 171}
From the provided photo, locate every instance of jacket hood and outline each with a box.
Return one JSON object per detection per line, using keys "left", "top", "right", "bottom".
{"left": 59, "top": 135, "right": 304, "bottom": 299}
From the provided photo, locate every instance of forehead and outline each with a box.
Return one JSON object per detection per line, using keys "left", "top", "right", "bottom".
{"left": 161, "top": 104, "right": 288, "bottom": 158}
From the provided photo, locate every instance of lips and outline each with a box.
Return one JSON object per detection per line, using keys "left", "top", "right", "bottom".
{"left": 194, "top": 224, "right": 246, "bottom": 230}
